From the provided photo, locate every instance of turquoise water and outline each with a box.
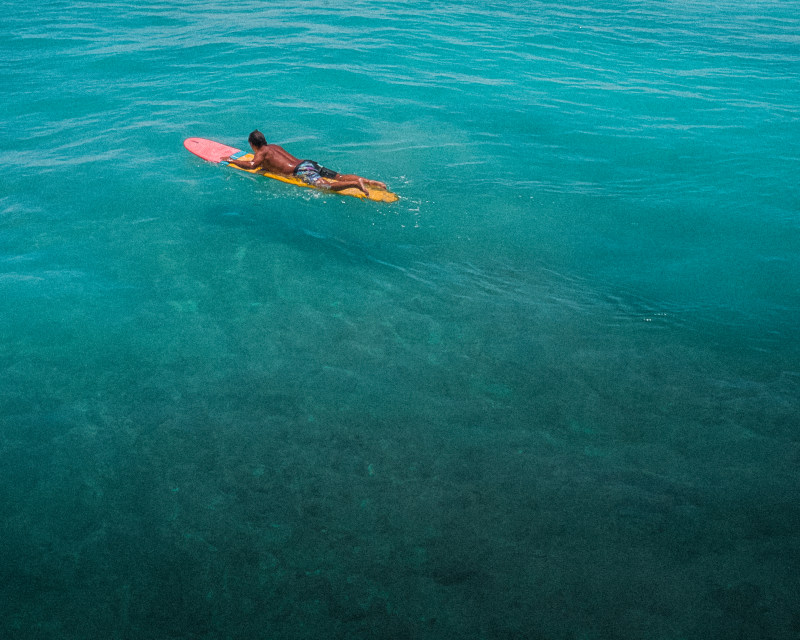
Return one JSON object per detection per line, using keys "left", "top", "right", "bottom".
{"left": 2, "top": 0, "right": 799, "bottom": 637}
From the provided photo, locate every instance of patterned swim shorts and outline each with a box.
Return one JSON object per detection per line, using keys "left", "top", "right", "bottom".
{"left": 292, "top": 160, "right": 338, "bottom": 188}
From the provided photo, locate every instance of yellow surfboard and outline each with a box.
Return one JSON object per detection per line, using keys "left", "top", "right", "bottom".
{"left": 184, "top": 137, "right": 398, "bottom": 203}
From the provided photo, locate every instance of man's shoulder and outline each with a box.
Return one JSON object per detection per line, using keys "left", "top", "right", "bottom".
{"left": 256, "top": 146, "right": 274, "bottom": 159}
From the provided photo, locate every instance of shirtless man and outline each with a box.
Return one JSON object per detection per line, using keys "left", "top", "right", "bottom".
{"left": 222, "top": 130, "right": 387, "bottom": 196}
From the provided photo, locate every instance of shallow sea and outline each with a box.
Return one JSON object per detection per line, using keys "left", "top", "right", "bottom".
{"left": 1, "top": 0, "right": 799, "bottom": 638}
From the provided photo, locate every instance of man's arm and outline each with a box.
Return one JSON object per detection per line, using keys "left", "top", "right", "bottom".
{"left": 223, "top": 148, "right": 266, "bottom": 170}
{"left": 224, "top": 155, "right": 259, "bottom": 170}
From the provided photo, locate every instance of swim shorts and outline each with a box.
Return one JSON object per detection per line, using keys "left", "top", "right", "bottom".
{"left": 293, "top": 160, "right": 338, "bottom": 188}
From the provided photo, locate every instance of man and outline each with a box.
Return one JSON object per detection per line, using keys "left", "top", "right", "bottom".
{"left": 223, "top": 130, "right": 388, "bottom": 196}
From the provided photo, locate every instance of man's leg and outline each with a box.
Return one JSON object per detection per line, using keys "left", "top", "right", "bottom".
{"left": 327, "top": 177, "right": 369, "bottom": 195}
{"left": 335, "top": 173, "right": 387, "bottom": 190}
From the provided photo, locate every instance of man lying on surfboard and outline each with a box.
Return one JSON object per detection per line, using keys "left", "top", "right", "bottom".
{"left": 222, "top": 130, "right": 388, "bottom": 196}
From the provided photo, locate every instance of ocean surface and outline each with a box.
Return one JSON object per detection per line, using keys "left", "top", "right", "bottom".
{"left": 1, "top": 0, "right": 799, "bottom": 638}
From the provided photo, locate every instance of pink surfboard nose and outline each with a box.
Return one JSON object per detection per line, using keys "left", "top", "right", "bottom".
{"left": 184, "top": 137, "right": 241, "bottom": 163}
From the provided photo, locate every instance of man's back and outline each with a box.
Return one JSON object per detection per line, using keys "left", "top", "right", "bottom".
{"left": 256, "top": 144, "right": 300, "bottom": 175}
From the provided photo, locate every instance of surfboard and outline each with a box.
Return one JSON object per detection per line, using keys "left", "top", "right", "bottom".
{"left": 183, "top": 137, "right": 398, "bottom": 203}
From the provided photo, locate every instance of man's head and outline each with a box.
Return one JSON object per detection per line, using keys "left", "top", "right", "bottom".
{"left": 248, "top": 130, "right": 267, "bottom": 149}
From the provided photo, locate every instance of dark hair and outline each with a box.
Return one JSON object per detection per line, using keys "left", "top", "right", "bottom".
{"left": 248, "top": 130, "right": 267, "bottom": 148}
